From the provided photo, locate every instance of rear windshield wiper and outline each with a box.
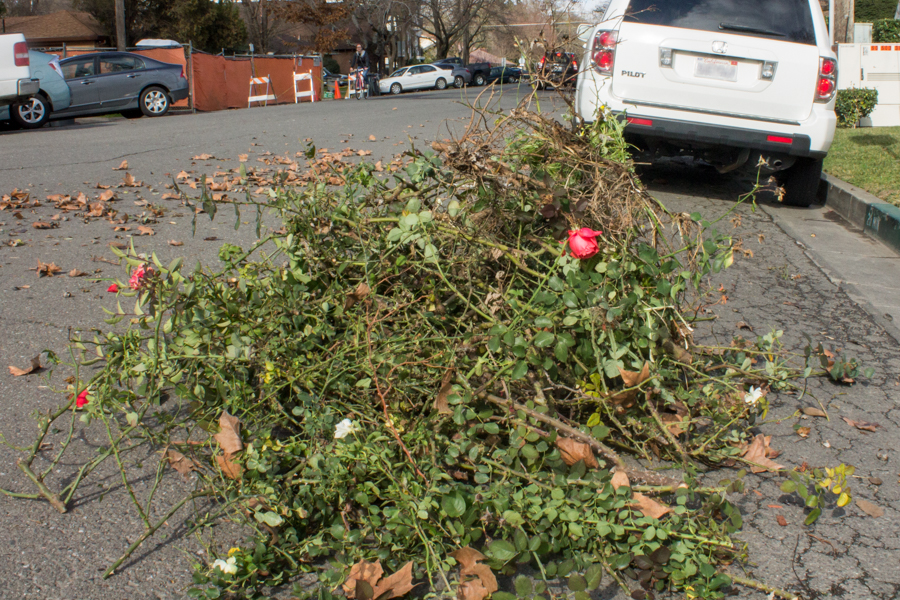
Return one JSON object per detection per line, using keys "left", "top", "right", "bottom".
{"left": 719, "top": 22, "right": 786, "bottom": 37}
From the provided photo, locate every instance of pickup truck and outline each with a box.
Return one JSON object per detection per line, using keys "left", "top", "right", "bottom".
{"left": 433, "top": 57, "right": 492, "bottom": 86}
{"left": 0, "top": 33, "right": 39, "bottom": 107}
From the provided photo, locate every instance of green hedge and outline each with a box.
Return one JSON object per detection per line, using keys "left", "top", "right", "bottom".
{"left": 874, "top": 19, "right": 900, "bottom": 41}
{"left": 835, "top": 88, "right": 879, "bottom": 127}
{"left": 856, "top": 0, "right": 897, "bottom": 22}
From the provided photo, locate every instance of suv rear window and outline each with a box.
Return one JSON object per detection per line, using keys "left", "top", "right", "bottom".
{"left": 624, "top": 0, "right": 817, "bottom": 46}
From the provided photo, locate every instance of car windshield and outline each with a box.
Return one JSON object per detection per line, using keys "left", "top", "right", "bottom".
{"left": 624, "top": 0, "right": 817, "bottom": 45}
{"left": 389, "top": 68, "right": 408, "bottom": 77}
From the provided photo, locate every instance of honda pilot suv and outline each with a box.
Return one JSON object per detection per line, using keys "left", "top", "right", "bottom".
{"left": 575, "top": 0, "right": 836, "bottom": 206}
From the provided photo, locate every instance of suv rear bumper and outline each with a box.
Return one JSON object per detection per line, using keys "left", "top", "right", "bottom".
{"left": 18, "top": 78, "right": 40, "bottom": 97}
{"left": 617, "top": 113, "right": 826, "bottom": 159}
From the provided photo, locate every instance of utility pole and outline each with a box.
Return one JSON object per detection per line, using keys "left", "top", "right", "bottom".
{"left": 115, "top": 0, "right": 126, "bottom": 50}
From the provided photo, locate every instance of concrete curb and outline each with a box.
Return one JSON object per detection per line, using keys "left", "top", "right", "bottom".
{"left": 822, "top": 173, "right": 900, "bottom": 255}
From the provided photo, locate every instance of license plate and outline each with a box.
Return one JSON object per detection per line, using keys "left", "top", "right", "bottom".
{"left": 695, "top": 57, "right": 738, "bottom": 81}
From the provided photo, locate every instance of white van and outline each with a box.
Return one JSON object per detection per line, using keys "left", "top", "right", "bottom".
{"left": 575, "top": 0, "right": 837, "bottom": 206}
{"left": 0, "top": 33, "right": 39, "bottom": 108}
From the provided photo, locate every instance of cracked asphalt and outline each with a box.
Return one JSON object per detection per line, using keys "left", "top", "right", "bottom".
{"left": 1, "top": 90, "right": 898, "bottom": 599}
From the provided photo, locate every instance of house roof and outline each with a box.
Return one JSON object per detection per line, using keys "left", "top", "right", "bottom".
{"left": 1, "top": 10, "right": 108, "bottom": 45}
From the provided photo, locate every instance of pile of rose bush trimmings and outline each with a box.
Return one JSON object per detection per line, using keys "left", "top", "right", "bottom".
{"left": 26, "top": 114, "right": 843, "bottom": 600}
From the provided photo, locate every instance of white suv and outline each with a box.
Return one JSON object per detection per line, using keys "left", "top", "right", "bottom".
{"left": 575, "top": 0, "right": 837, "bottom": 207}
{"left": 0, "top": 34, "right": 39, "bottom": 108}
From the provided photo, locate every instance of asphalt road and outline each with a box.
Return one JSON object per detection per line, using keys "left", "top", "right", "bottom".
{"left": 1, "top": 88, "right": 899, "bottom": 599}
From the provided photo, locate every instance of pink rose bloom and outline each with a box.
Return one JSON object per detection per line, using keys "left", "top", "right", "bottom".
{"left": 129, "top": 264, "right": 153, "bottom": 290}
{"left": 76, "top": 389, "right": 89, "bottom": 408}
{"left": 107, "top": 283, "right": 119, "bottom": 293}
{"left": 567, "top": 228, "right": 603, "bottom": 259}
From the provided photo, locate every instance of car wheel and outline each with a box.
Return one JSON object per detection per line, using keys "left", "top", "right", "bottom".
{"left": 780, "top": 158, "right": 823, "bottom": 207}
{"left": 390, "top": 83, "right": 402, "bottom": 95}
{"left": 11, "top": 95, "right": 50, "bottom": 129}
{"left": 454, "top": 76, "right": 464, "bottom": 88}
{"left": 140, "top": 86, "right": 170, "bottom": 117}
{"left": 436, "top": 77, "right": 447, "bottom": 90}
{"left": 474, "top": 73, "right": 486, "bottom": 86}
{"left": 509, "top": 77, "right": 519, "bottom": 83}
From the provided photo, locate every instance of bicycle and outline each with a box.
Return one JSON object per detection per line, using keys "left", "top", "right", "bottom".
{"left": 351, "top": 68, "right": 369, "bottom": 100}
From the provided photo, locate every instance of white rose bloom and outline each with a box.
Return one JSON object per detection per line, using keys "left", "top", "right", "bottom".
{"left": 213, "top": 556, "right": 238, "bottom": 575}
{"left": 743, "top": 386, "right": 764, "bottom": 406}
{"left": 334, "top": 418, "right": 359, "bottom": 439}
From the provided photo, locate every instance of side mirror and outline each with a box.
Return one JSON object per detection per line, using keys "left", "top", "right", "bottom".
{"left": 576, "top": 24, "right": 593, "bottom": 43}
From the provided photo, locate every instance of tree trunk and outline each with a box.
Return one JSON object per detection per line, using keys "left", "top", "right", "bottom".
{"left": 461, "top": 29, "right": 470, "bottom": 64}
{"left": 115, "top": 0, "right": 126, "bottom": 50}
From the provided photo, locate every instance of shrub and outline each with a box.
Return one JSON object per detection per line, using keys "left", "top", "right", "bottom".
{"left": 323, "top": 55, "right": 341, "bottom": 74}
{"left": 856, "top": 0, "right": 897, "bottom": 22}
{"left": 835, "top": 88, "right": 879, "bottom": 127}
{"left": 873, "top": 18, "right": 900, "bottom": 41}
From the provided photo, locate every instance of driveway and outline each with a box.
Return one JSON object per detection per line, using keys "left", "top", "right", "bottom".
{"left": 1, "top": 90, "right": 899, "bottom": 599}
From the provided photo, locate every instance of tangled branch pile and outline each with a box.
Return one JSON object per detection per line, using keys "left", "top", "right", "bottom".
{"left": 7, "top": 106, "right": 846, "bottom": 600}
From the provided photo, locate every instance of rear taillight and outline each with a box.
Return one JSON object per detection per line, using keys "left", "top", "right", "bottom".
{"left": 14, "top": 42, "right": 29, "bottom": 67}
{"left": 815, "top": 57, "right": 836, "bottom": 103}
{"left": 591, "top": 30, "right": 617, "bottom": 75}
{"left": 572, "top": 59, "right": 578, "bottom": 70}
{"left": 539, "top": 57, "right": 545, "bottom": 69}
{"left": 180, "top": 66, "right": 186, "bottom": 79}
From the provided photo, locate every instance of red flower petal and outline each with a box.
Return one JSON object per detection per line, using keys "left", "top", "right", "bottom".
{"left": 76, "top": 389, "right": 89, "bottom": 408}
{"left": 107, "top": 283, "right": 119, "bottom": 293}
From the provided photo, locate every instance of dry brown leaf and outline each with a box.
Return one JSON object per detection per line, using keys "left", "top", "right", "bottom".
{"left": 801, "top": 406, "right": 827, "bottom": 418}
{"left": 32, "top": 221, "right": 55, "bottom": 229}
{"left": 372, "top": 561, "right": 415, "bottom": 600}
{"left": 618, "top": 362, "right": 650, "bottom": 387}
{"left": 344, "top": 281, "right": 371, "bottom": 310}
{"left": 33, "top": 260, "right": 62, "bottom": 277}
{"left": 660, "top": 413, "right": 685, "bottom": 436}
{"left": 450, "top": 547, "right": 487, "bottom": 570}
{"left": 458, "top": 579, "right": 489, "bottom": 600}
{"left": 8, "top": 355, "right": 41, "bottom": 377}
{"left": 632, "top": 492, "right": 671, "bottom": 519}
{"left": 856, "top": 498, "right": 884, "bottom": 518}
{"left": 375, "top": 161, "right": 384, "bottom": 172}
{"left": 137, "top": 225, "right": 155, "bottom": 236}
{"left": 239, "top": 154, "right": 248, "bottom": 162}
{"left": 215, "top": 452, "right": 243, "bottom": 479}
{"left": 556, "top": 437, "right": 598, "bottom": 468}
{"left": 342, "top": 560, "right": 384, "bottom": 597}
{"left": 165, "top": 448, "right": 199, "bottom": 479}
{"left": 368, "top": 135, "right": 377, "bottom": 141}
{"left": 122, "top": 173, "right": 137, "bottom": 186}
{"left": 68, "top": 269, "right": 87, "bottom": 277}
{"left": 611, "top": 470, "right": 631, "bottom": 490}
{"left": 176, "top": 170, "right": 190, "bottom": 180}
{"left": 842, "top": 416, "right": 880, "bottom": 432}
{"left": 451, "top": 547, "right": 497, "bottom": 600}
{"left": 192, "top": 153, "right": 214, "bottom": 160}
{"left": 434, "top": 370, "right": 455, "bottom": 415}
{"left": 114, "top": 160, "right": 128, "bottom": 170}
{"left": 99, "top": 189, "right": 115, "bottom": 202}
{"left": 214, "top": 411, "right": 243, "bottom": 455}
{"left": 776, "top": 515, "right": 788, "bottom": 526}
{"left": 168, "top": 240, "right": 184, "bottom": 246}
{"left": 741, "top": 434, "right": 785, "bottom": 473}
{"left": 358, "top": 149, "right": 373, "bottom": 156}
{"left": 797, "top": 426, "right": 811, "bottom": 438}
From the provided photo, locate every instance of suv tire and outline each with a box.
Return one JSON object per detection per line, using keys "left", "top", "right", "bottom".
{"left": 780, "top": 158, "right": 823, "bottom": 208}
{"left": 474, "top": 73, "right": 486, "bottom": 86}
{"left": 454, "top": 75, "right": 465, "bottom": 88}
{"left": 12, "top": 94, "right": 50, "bottom": 129}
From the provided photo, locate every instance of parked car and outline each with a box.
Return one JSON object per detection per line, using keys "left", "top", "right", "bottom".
{"left": 433, "top": 62, "right": 472, "bottom": 88}
{"left": 55, "top": 51, "right": 188, "bottom": 119}
{"left": 322, "top": 67, "right": 348, "bottom": 88}
{"left": 576, "top": 0, "right": 836, "bottom": 206}
{"left": 379, "top": 64, "right": 452, "bottom": 95}
{"left": 434, "top": 57, "right": 492, "bottom": 86}
{"left": 537, "top": 52, "right": 578, "bottom": 87}
{"left": 485, "top": 66, "right": 524, "bottom": 85}
{"left": 0, "top": 50, "right": 71, "bottom": 129}
{"left": 0, "top": 33, "right": 39, "bottom": 107}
